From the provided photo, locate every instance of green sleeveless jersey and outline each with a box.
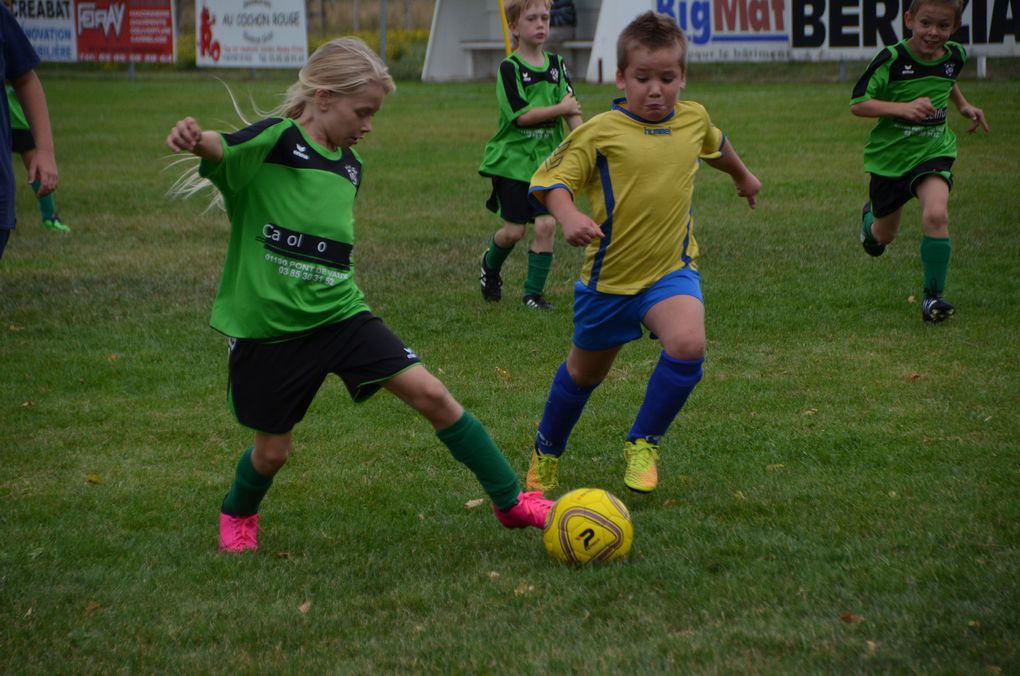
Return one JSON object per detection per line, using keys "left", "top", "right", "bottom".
{"left": 200, "top": 117, "right": 370, "bottom": 339}
{"left": 851, "top": 40, "right": 966, "bottom": 177}
{"left": 479, "top": 51, "right": 575, "bottom": 182}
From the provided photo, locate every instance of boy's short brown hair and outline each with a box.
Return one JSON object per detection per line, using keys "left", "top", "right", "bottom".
{"left": 616, "top": 11, "right": 688, "bottom": 75}
{"left": 504, "top": 0, "right": 552, "bottom": 27}
{"left": 907, "top": 0, "right": 964, "bottom": 23}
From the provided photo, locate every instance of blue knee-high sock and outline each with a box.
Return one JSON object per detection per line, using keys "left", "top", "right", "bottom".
{"left": 535, "top": 362, "right": 599, "bottom": 457}
{"left": 628, "top": 353, "right": 704, "bottom": 444}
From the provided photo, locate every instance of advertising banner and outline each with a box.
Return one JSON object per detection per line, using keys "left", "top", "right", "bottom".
{"left": 12, "top": 0, "right": 174, "bottom": 63}
{"left": 196, "top": 0, "right": 307, "bottom": 69}
{"left": 76, "top": 0, "right": 175, "bottom": 63}
{"left": 9, "top": 0, "right": 76, "bottom": 62}
{"left": 652, "top": 0, "right": 1020, "bottom": 62}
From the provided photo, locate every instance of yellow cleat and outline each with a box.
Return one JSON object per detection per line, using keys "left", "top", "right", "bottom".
{"left": 623, "top": 439, "right": 659, "bottom": 493}
{"left": 526, "top": 448, "right": 560, "bottom": 493}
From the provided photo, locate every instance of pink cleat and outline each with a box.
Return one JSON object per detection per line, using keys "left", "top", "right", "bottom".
{"left": 219, "top": 512, "right": 259, "bottom": 552}
{"left": 493, "top": 491, "right": 553, "bottom": 529}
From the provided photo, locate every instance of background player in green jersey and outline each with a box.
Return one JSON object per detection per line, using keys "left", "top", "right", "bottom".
{"left": 525, "top": 12, "right": 761, "bottom": 494}
{"left": 6, "top": 84, "right": 69, "bottom": 233}
{"left": 478, "top": 0, "right": 583, "bottom": 311}
{"left": 166, "top": 37, "right": 551, "bottom": 553}
{"left": 851, "top": 0, "right": 988, "bottom": 324}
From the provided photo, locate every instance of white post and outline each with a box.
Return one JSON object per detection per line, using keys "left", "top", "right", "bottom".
{"left": 977, "top": 55, "right": 987, "bottom": 79}
{"left": 379, "top": 0, "right": 387, "bottom": 64}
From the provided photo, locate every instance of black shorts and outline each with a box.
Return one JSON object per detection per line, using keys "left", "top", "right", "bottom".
{"left": 869, "top": 156, "right": 954, "bottom": 218}
{"left": 11, "top": 128, "right": 34, "bottom": 154}
{"left": 226, "top": 312, "right": 421, "bottom": 434}
{"left": 485, "top": 175, "right": 549, "bottom": 224}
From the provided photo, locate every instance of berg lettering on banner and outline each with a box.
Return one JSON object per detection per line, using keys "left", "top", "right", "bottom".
{"left": 792, "top": 0, "right": 1020, "bottom": 49}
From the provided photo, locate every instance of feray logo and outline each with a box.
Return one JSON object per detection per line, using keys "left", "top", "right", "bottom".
{"left": 77, "top": 2, "right": 125, "bottom": 37}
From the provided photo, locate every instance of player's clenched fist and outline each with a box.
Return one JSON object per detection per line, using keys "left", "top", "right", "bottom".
{"left": 166, "top": 117, "right": 204, "bottom": 153}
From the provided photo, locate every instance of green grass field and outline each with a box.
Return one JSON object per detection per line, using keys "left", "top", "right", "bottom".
{"left": 1, "top": 70, "right": 1018, "bottom": 673}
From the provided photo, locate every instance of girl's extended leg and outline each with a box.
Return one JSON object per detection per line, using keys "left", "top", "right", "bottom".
{"left": 383, "top": 365, "right": 529, "bottom": 518}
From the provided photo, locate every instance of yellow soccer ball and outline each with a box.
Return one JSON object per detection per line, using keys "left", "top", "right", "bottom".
{"left": 542, "top": 488, "right": 633, "bottom": 565}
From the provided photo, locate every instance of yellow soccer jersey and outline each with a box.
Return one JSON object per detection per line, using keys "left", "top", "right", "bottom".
{"left": 530, "top": 98, "right": 724, "bottom": 295}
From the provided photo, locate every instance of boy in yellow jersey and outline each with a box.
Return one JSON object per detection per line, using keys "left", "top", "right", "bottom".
{"left": 527, "top": 11, "right": 761, "bottom": 494}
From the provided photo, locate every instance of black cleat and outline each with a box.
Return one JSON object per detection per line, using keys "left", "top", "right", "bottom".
{"left": 480, "top": 253, "right": 502, "bottom": 302}
{"left": 522, "top": 293, "right": 553, "bottom": 311}
{"left": 860, "top": 202, "right": 886, "bottom": 257}
{"left": 922, "top": 295, "right": 955, "bottom": 324}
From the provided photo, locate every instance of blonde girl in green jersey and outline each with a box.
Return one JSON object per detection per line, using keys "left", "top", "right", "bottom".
{"left": 167, "top": 37, "right": 551, "bottom": 553}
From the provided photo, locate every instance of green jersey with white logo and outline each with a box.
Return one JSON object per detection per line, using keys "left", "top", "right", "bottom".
{"left": 200, "top": 117, "right": 370, "bottom": 340}
{"left": 479, "top": 51, "right": 575, "bottom": 182}
{"left": 851, "top": 40, "right": 966, "bottom": 177}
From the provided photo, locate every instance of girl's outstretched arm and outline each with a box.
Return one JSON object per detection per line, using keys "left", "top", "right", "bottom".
{"left": 166, "top": 117, "right": 223, "bottom": 162}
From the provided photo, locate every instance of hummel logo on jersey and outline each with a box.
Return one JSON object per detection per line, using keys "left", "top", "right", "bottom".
{"left": 293, "top": 143, "right": 309, "bottom": 160}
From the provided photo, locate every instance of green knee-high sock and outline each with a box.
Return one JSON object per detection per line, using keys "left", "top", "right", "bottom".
{"left": 221, "top": 447, "right": 274, "bottom": 517}
{"left": 523, "top": 250, "right": 553, "bottom": 297}
{"left": 484, "top": 238, "right": 514, "bottom": 271}
{"left": 30, "top": 179, "right": 56, "bottom": 221}
{"left": 437, "top": 411, "right": 520, "bottom": 511}
{"left": 920, "top": 235, "right": 951, "bottom": 298}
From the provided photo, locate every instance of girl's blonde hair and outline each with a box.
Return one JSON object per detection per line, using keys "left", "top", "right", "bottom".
{"left": 168, "top": 37, "right": 394, "bottom": 207}
{"left": 275, "top": 36, "right": 395, "bottom": 118}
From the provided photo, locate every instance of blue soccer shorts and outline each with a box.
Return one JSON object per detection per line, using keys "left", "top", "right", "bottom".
{"left": 572, "top": 267, "right": 703, "bottom": 351}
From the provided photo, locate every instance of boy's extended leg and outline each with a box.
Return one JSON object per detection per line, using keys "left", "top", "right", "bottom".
{"left": 916, "top": 176, "right": 954, "bottom": 323}
{"left": 625, "top": 353, "right": 703, "bottom": 493}
{"left": 626, "top": 294, "right": 706, "bottom": 493}
{"left": 530, "top": 348, "right": 618, "bottom": 492}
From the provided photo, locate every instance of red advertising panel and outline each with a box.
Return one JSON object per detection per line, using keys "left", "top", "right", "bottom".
{"left": 76, "top": 0, "right": 175, "bottom": 63}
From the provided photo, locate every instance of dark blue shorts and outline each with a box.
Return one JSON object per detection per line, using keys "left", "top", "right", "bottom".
{"left": 572, "top": 267, "right": 703, "bottom": 351}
